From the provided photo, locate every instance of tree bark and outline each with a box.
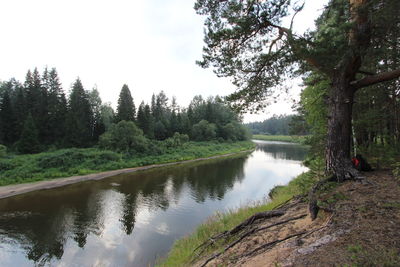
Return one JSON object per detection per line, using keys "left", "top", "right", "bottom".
{"left": 325, "top": 0, "right": 370, "bottom": 181}
{"left": 326, "top": 70, "right": 361, "bottom": 181}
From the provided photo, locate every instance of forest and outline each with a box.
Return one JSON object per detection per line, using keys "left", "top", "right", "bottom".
{"left": 244, "top": 114, "right": 309, "bottom": 136}
{"left": 0, "top": 67, "right": 249, "bottom": 155}
{"left": 0, "top": 68, "right": 254, "bottom": 185}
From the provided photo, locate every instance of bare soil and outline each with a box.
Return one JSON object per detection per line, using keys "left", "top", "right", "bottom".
{"left": 197, "top": 170, "right": 400, "bottom": 266}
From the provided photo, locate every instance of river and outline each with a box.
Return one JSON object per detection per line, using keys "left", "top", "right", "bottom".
{"left": 0, "top": 140, "right": 308, "bottom": 266}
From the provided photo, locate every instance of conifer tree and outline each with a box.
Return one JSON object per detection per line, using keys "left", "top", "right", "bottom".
{"left": 116, "top": 84, "right": 136, "bottom": 122}
{"left": 195, "top": 0, "right": 400, "bottom": 180}
{"left": 143, "top": 104, "right": 155, "bottom": 139}
{"left": 0, "top": 90, "right": 17, "bottom": 144}
{"left": 136, "top": 101, "right": 146, "bottom": 130}
{"left": 66, "top": 78, "right": 92, "bottom": 147}
{"left": 47, "top": 68, "right": 67, "bottom": 145}
{"left": 17, "top": 113, "right": 40, "bottom": 154}
{"left": 88, "top": 86, "right": 105, "bottom": 141}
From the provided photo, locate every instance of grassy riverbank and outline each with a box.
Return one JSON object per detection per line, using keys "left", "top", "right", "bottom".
{"left": 252, "top": 134, "right": 308, "bottom": 144}
{"left": 157, "top": 168, "right": 319, "bottom": 266}
{"left": 0, "top": 141, "right": 255, "bottom": 186}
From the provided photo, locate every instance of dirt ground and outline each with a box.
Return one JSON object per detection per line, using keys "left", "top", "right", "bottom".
{"left": 197, "top": 170, "right": 400, "bottom": 267}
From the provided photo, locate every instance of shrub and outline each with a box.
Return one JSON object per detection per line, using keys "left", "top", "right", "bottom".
{"left": 99, "top": 121, "right": 149, "bottom": 153}
{"left": 221, "top": 122, "right": 249, "bottom": 141}
{"left": 164, "top": 133, "right": 190, "bottom": 148}
{"left": 0, "top": 144, "right": 6, "bottom": 158}
{"left": 192, "top": 120, "right": 217, "bottom": 141}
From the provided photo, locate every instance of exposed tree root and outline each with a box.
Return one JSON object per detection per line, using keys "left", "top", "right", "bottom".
{"left": 198, "top": 214, "right": 307, "bottom": 267}
{"left": 241, "top": 231, "right": 308, "bottom": 259}
{"left": 308, "top": 175, "right": 336, "bottom": 220}
{"left": 193, "top": 209, "right": 286, "bottom": 258}
{"left": 239, "top": 224, "right": 330, "bottom": 260}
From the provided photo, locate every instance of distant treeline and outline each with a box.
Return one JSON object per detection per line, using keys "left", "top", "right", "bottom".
{"left": 0, "top": 67, "right": 249, "bottom": 154}
{"left": 244, "top": 114, "right": 309, "bottom": 136}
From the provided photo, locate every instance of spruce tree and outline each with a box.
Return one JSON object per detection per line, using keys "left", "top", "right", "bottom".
{"left": 136, "top": 101, "right": 146, "bottom": 130}
{"left": 66, "top": 78, "right": 92, "bottom": 147}
{"left": 116, "top": 84, "right": 135, "bottom": 122}
{"left": 17, "top": 113, "right": 40, "bottom": 154}
{"left": 88, "top": 86, "right": 104, "bottom": 141}
{"left": 14, "top": 87, "right": 26, "bottom": 138}
{"left": 0, "top": 90, "right": 17, "bottom": 145}
{"left": 47, "top": 68, "right": 67, "bottom": 145}
{"left": 143, "top": 104, "right": 155, "bottom": 139}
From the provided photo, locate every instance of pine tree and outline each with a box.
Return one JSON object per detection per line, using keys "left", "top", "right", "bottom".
{"left": 194, "top": 0, "right": 400, "bottom": 180}
{"left": 116, "top": 84, "right": 135, "bottom": 122}
{"left": 65, "top": 78, "right": 92, "bottom": 147}
{"left": 17, "top": 113, "right": 40, "bottom": 154}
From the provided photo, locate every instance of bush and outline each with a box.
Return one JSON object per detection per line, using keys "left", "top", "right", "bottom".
{"left": 0, "top": 145, "right": 6, "bottom": 158}
{"left": 38, "top": 149, "right": 86, "bottom": 169}
{"left": 192, "top": 120, "right": 217, "bottom": 141}
{"left": 221, "top": 122, "right": 249, "bottom": 141}
{"left": 164, "top": 133, "right": 190, "bottom": 148}
{"left": 99, "top": 120, "right": 149, "bottom": 153}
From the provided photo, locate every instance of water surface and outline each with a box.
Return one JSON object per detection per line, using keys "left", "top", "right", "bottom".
{"left": 0, "top": 140, "right": 308, "bottom": 266}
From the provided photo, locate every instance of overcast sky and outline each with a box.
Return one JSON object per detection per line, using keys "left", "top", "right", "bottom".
{"left": 0, "top": 0, "right": 327, "bottom": 122}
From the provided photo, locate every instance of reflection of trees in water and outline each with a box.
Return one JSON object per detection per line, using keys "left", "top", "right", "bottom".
{"left": 0, "top": 154, "right": 249, "bottom": 265}
{"left": 255, "top": 143, "right": 308, "bottom": 161}
{"left": 183, "top": 157, "right": 247, "bottom": 202}
{"left": 0, "top": 186, "right": 105, "bottom": 264}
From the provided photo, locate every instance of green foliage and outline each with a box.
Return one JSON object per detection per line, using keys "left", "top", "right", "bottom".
{"left": 99, "top": 120, "right": 149, "bottom": 153}
{"left": 0, "top": 141, "right": 254, "bottom": 186}
{"left": 163, "top": 133, "right": 189, "bottom": 148}
{"left": 16, "top": 114, "right": 41, "bottom": 154}
{"left": 245, "top": 115, "right": 296, "bottom": 135}
{"left": 0, "top": 88, "right": 17, "bottom": 144}
{"left": 116, "top": 84, "right": 136, "bottom": 122}
{"left": 65, "top": 78, "right": 93, "bottom": 147}
{"left": 221, "top": 122, "right": 249, "bottom": 141}
{"left": 0, "top": 144, "right": 6, "bottom": 158}
{"left": 192, "top": 120, "right": 217, "bottom": 141}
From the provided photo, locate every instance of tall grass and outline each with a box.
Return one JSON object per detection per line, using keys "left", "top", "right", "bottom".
{"left": 0, "top": 141, "right": 255, "bottom": 186}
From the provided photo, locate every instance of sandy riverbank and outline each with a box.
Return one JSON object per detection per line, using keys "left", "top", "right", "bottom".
{"left": 0, "top": 149, "right": 253, "bottom": 200}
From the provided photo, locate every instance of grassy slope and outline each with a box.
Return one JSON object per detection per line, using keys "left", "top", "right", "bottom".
{"left": 157, "top": 170, "right": 317, "bottom": 266}
{"left": 0, "top": 141, "right": 255, "bottom": 186}
{"left": 252, "top": 134, "right": 308, "bottom": 144}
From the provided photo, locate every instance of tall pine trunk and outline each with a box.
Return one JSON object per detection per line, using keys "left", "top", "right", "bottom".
{"left": 326, "top": 70, "right": 359, "bottom": 181}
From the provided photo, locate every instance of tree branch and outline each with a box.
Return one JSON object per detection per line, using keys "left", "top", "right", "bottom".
{"left": 351, "top": 69, "right": 400, "bottom": 89}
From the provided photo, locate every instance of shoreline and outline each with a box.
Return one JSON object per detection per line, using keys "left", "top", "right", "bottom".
{"left": 0, "top": 149, "right": 254, "bottom": 200}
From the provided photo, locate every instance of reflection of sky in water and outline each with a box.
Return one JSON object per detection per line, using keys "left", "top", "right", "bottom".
{"left": 0, "top": 141, "right": 308, "bottom": 267}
